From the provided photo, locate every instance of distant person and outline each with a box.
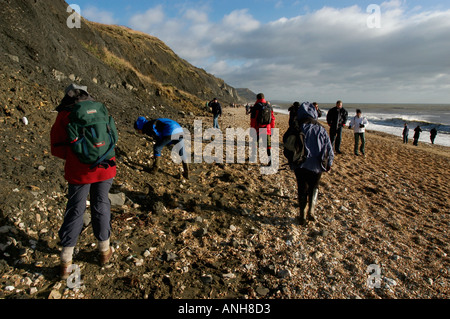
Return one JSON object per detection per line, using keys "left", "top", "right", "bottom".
{"left": 288, "top": 102, "right": 301, "bottom": 127}
{"left": 313, "top": 102, "right": 323, "bottom": 118}
{"left": 250, "top": 93, "right": 275, "bottom": 165}
{"left": 326, "top": 100, "right": 348, "bottom": 154}
{"left": 51, "top": 84, "right": 117, "bottom": 279}
{"left": 135, "top": 117, "right": 189, "bottom": 179}
{"left": 284, "top": 102, "right": 334, "bottom": 226}
{"left": 413, "top": 125, "right": 422, "bottom": 146}
{"left": 208, "top": 98, "right": 222, "bottom": 129}
{"left": 430, "top": 128, "right": 438, "bottom": 144}
{"left": 402, "top": 123, "right": 409, "bottom": 144}
{"left": 245, "top": 103, "right": 251, "bottom": 115}
{"left": 349, "top": 109, "right": 369, "bottom": 156}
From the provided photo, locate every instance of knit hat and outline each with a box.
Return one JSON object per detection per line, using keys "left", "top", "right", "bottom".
{"left": 135, "top": 116, "right": 149, "bottom": 130}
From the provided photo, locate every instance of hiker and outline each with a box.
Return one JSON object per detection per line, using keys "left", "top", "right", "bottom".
{"left": 349, "top": 109, "right": 369, "bottom": 156}
{"left": 288, "top": 102, "right": 301, "bottom": 127}
{"left": 430, "top": 128, "right": 438, "bottom": 144}
{"left": 250, "top": 93, "right": 276, "bottom": 165}
{"left": 50, "top": 84, "right": 117, "bottom": 280}
{"left": 135, "top": 117, "right": 189, "bottom": 179}
{"left": 245, "top": 103, "right": 251, "bottom": 115}
{"left": 326, "top": 100, "right": 348, "bottom": 154}
{"left": 413, "top": 125, "right": 422, "bottom": 146}
{"left": 313, "top": 102, "right": 323, "bottom": 118}
{"left": 285, "top": 102, "right": 334, "bottom": 226}
{"left": 402, "top": 123, "right": 409, "bottom": 144}
{"left": 208, "top": 98, "right": 222, "bottom": 129}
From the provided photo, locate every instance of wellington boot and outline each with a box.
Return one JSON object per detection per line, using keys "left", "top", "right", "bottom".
{"left": 182, "top": 162, "right": 190, "bottom": 180}
{"left": 151, "top": 157, "right": 161, "bottom": 174}
{"left": 297, "top": 195, "right": 308, "bottom": 226}
{"left": 308, "top": 188, "right": 319, "bottom": 221}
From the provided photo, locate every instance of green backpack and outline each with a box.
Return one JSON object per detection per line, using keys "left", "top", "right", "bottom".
{"left": 66, "top": 101, "right": 118, "bottom": 169}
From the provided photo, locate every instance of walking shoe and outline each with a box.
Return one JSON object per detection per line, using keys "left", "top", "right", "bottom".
{"left": 60, "top": 262, "right": 72, "bottom": 280}
{"left": 99, "top": 247, "right": 114, "bottom": 266}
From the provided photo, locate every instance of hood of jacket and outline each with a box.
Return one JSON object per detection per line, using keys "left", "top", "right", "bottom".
{"left": 297, "top": 102, "right": 318, "bottom": 121}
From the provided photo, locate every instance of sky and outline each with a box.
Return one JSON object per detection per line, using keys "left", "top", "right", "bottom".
{"left": 70, "top": 0, "right": 450, "bottom": 104}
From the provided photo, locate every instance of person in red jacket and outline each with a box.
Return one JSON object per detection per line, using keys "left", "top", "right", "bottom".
{"left": 250, "top": 93, "right": 276, "bottom": 165}
{"left": 50, "top": 84, "right": 116, "bottom": 279}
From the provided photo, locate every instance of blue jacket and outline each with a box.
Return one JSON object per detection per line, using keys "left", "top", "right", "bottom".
{"left": 144, "top": 118, "right": 184, "bottom": 138}
{"left": 296, "top": 102, "right": 334, "bottom": 173}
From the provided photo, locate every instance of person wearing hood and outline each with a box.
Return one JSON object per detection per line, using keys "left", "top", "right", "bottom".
{"left": 51, "top": 84, "right": 116, "bottom": 279}
{"left": 291, "top": 102, "right": 334, "bottom": 226}
{"left": 135, "top": 117, "right": 189, "bottom": 179}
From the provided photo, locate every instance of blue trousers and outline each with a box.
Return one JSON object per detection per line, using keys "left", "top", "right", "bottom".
{"left": 213, "top": 115, "right": 220, "bottom": 129}
{"left": 154, "top": 136, "right": 187, "bottom": 162}
{"left": 59, "top": 178, "right": 113, "bottom": 247}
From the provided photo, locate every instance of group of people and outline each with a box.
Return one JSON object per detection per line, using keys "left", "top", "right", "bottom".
{"left": 403, "top": 123, "right": 438, "bottom": 146}
{"left": 53, "top": 83, "right": 438, "bottom": 281}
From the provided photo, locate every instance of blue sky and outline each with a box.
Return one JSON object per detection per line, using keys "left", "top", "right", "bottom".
{"left": 70, "top": 1, "right": 450, "bottom": 103}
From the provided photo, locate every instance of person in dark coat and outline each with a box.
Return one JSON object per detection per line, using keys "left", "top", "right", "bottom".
{"left": 413, "top": 125, "right": 422, "bottom": 146}
{"left": 402, "top": 123, "right": 409, "bottom": 144}
{"left": 430, "top": 128, "right": 438, "bottom": 144}
{"left": 326, "top": 100, "right": 348, "bottom": 154}
{"left": 208, "top": 98, "right": 222, "bottom": 129}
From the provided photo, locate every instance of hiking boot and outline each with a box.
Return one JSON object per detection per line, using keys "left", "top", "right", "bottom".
{"left": 151, "top": 157, "right": 161, "bottom": 174}
{"left": 297, "top": 195, "right": 308, "bottom": 226}
{"left": 60, "top": 261, "right": 72, "bottom": 280}
{"left": 308, "top": 188, "right": 319, "bottom": 221}
{"left": 182, "top": 162, "right": 189, "bottom": 179}
{"left": 99, "top": 247, "right": 114, "bottom": 266}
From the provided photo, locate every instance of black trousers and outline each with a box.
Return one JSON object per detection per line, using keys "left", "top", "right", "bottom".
{"left": 294, "top": 168, "right": 322, "bottom": 200}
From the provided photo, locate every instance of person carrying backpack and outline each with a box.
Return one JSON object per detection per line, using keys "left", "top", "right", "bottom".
{"left": 208, "top": 98, "right": 222, "bottom": 129}
{"left": 250, "top": 93, "right": 275, "bottom": 165}
{"left": 51, "top": 84, "right": 117, "bottom": 280}
{"left": 284, "top": 102, "right": 334, "bottom": 226}
{"left": 135, "top": 117, "right": 189, "bottom": 179}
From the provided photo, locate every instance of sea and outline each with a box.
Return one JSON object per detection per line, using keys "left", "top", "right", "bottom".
{"left": 272, "top": 103, "right": 450, "bottom": 148}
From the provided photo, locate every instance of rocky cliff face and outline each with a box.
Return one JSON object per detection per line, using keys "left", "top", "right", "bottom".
{"left": 0, "top": 0, "right": 241, "bottom": 123}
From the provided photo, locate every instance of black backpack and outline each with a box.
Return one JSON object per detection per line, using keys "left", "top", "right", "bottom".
{"left": 257, "top": 103, "right": 273, "bottom": 125}
{"left": 283, "top": 117, "right": 320, "bottom": 166}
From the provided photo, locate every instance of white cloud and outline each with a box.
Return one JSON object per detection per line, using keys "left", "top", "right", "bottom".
{"left": 128, "top": 1, "right": 450, "bottom": 103}
{"left": 82, "top": 6, "right": 118, "bottom": 25}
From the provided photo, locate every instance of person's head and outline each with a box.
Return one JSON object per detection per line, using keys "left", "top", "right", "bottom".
{"left": 256, "top": 93, "right": 265, "bottom": 101}
{"left": 313, "top": 102, "right": 319, "bottom": 110}
{"left": 135, "top": 116, "right": 149, "bottom": 134}
{"left": 404, "top": 123, "right": 408, "bottom": 127}
{"left": 356, "top": 109, "right": 362, "bottom": 117}
{"left": 213, "top": 97, "right": 218, "bottom": 102}
{"left": 65, "top": 83, "right": 89, "bottom": 98}
{"left": 336, "top": 100, "right": 343, "bottom": 108}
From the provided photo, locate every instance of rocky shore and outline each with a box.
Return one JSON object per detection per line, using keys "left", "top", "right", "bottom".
{"left": 0, "top": 106, "right": 449, "bottom": 300}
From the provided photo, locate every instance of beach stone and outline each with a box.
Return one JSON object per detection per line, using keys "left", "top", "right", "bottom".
{"left": 201, "top": 274, "right": 213, "bottom": 285}
{"left": 278, "top": 269, "right": 292, "bottom": 279}
{"left": 165, "top": 252, "right": 178, "bottom": 262}
{"left": 109, "top": 193, "right": 126, "bottom": 207}
{"left": 48, "top": 289, "right": 62, "bottom": 299}
{"left": 83, "top": 212, "right": 91, "bottom": 227}
{"left": 29, "top": 287, "right": 38, "bottom": 295}
{"left": 5, "top": 286, "right": 15, "bottom": 291}
{"left": 256, "top": 286, "right": 270, "bottom": 296}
